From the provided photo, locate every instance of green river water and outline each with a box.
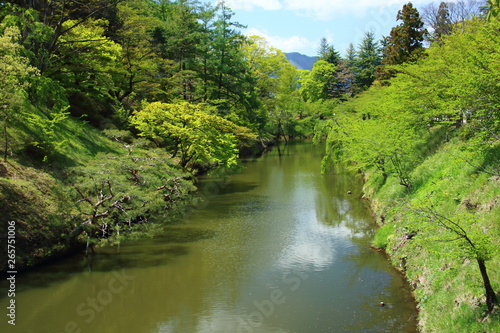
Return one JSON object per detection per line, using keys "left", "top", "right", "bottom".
{"left": 1, "top": 142, "right": 418, "bottom": 333}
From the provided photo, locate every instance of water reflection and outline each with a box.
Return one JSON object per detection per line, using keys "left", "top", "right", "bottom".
{"left": 0, "top": 142, "right": 417, "bottom": 333}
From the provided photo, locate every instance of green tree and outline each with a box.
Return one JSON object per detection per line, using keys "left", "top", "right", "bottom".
{"left": 196, "top": 2, "right": 217, "bottom": 102}
{"left": 243, "top": 36, "right": 287, "bottom": 104}
{"left": 2, "top": 1, "right": 121, "bottom": 75}
{"left": 409, "top": 203, "right": 498, "bottom": 312}
{"left": 299, "top": 60, "right": 337, "bottom": 102}
{"left": 318, "top": 72, "right": 428, "bottom": 186}
{"left": 130, "top": 102, "right": 256, "bottom": 170}
{"left": 0, "top": 25, "right": 37, "bottom": 161}
{"left": 382, "top": 2, "right": 427, "bottom": 66}
{"left": 397, "top": 17, "right": 500, "bottom": 175}
{"left": 152, "top": 0, "right": 205, "bottom": 102}
{"left": 54, "top": 17, "right": 122, "bottom": 120}
{"left": 113, "top": 0, "right": 164, "bottom": 103}
{"left": 242, "top": 36, "right": 299, "bottom": 138}
{"left": 317, "top": 37, "right": 340, "bottom": 65}
{"left": 345, "top": 43, "right": 356, "bottom": 66}
{"left": 204, "top": 2, "right": 260, "bottom": 127}
{"left": 353, "top": 31, "right": 382, "bottom": 91}
{"left": 69, "top": 149, "right": 195, "bottom": 251}
{"left": 1, "top": 1, "right": 125, "bottom": 124}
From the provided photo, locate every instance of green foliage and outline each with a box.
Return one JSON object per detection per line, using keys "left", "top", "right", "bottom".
{"left": 382, "top": 2, "right": 427, "bottom": 66}
{"left": 299, "top": 60, "right": 337, "bottom": 102}
{"left": 0, "top": 0, "right": 327, "bottom": 143}
{"left": 408, "top": 203, "right": 499, "bottom": 261}
{"left": 487, "top": 0, "right": 500, "bottom": 20}
{"left": 367, "top": 134, "right": 500, "bottom": 330}
{"left": 69, "top": 149, "right": 195, "bottom": 244}
{"left": 0, "top": 3, "right": 54, "bottom": 72}
{"left": 131, "top": 102, "right": 256, "bottom": 170}
{"left": 397, "top": 18, "right": 500, "bottom": 175}
{"left": 23, "top": 105, "right": 69, "bottom": 161}
{"left": 317, "top": 37, "right": 340, "bottom": 65}
{"left": 243, "top": 35, "right": 307, "bottom": 139}
{"left": 372, "top": 223, "right": 395, "bottom": 250}
{"left": 314, "top": 15, "right": 500, "bottom": 324}
{"left": 320, "top": 83, "right": 426, "bottom": 188}
{"left": 55, "top": 18, "right": 121, "bottom": 102}
{"left": 113, "top": 0, "right": 164, "bottom": 102}
{"left": 353, "top": 31, "right": 382, "bottom": 91}
{"left": 0, "top": 25, "right": 38, "bottom": 161}
{"left": 320, "top": 17, "right": 500, "bottom": 185}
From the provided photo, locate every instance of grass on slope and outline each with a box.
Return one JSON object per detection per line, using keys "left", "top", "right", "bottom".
{"left": 0, "top": 109, "right": 123, "bottom": 270}
{"left": 367, "top": 133, "right": 500, "bottom": 332}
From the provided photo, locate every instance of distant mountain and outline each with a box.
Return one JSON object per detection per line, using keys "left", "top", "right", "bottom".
{"left": 285, "top": 52, "right": 317, "bottom": 71}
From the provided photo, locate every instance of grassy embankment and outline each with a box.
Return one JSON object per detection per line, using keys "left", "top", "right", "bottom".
{"left": 0, "top": 105, "right": 193, "bottom": 272}
{"left": 367, "top": 128, "right": 500, "bottom": 332}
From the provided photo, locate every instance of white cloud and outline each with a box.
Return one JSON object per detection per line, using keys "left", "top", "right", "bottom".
{"left": 286, "top": 0, "right": 445, "bottom": 20}
{"left": 221, "top": 0, "right": 446, "bottom": 20}
{"left": 245, "top": 27, "right": 317, "bottom": 54}
{"left": 224, "top": 0, "right": 282, "bottom": 11}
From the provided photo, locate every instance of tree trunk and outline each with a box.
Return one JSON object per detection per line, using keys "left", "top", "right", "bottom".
{"left": 3, "top": 119, "right": 8, "bottom": 162}
{"left": 477, "top": 258, "right": 497, "bottom": 312}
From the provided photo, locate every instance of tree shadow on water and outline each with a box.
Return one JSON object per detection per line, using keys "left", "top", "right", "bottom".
{"left": 4, "top": 226, "right": 217, "bottom": 293}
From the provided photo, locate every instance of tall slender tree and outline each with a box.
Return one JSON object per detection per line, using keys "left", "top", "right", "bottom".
{"left": 353, "top": 31, "right": 382, "bottom": 91}
{"left": 345, "top": 43, "right": 356, "bottom": 66}
{"left": 317, "top": 37, "right": 340, "bottom": 65}
{"left": 382, "top": 2, "right": 427, "bottom": 66}
{"left": 205, "top": 2, "right": 260, "bottom": 127}
{"left": 422, "top": 1, "right": 453, "bottom": 41}
{"left": 152, "top": 0, "right": 204, "bottom": 102}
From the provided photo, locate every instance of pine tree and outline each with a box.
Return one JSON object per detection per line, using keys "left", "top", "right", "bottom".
{"left": 382, "top": 2, "right": 427, "bottom": 66}
{"left": 345, "top": 43, "right": 356, "bottom": 66}
{"left": 434, "top": 2, "right": 453, "bottom": 39}
{"left": 317, "top": 37, "right": 340, "bottom": 65}
{"left": 353, "top": 32, "right": 382, "bottom": 91}
{"left": 335, "top": 43, "right": 359, "bottom": 98}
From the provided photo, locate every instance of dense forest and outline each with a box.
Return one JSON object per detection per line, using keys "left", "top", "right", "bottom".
{"left": 1, "top": 0, "right": 499, "bottom": 332}
{"left": 0, "top": 0, "right": 313, "bottom": 261}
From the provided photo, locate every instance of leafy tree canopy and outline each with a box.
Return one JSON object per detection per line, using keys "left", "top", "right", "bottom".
{"left": 130, "top": 102, "right": 256, "bottom": 171}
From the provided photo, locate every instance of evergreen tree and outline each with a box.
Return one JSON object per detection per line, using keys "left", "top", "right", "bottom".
{"left": 206, "top": 2, "right": 260, "bottom": 127}
{"left": 317, "top": 37, "right": 340, "bottom": 65}
{"left": 339, "top": 43, "right": 359, "bottom": 96}
{"left": 336, "top": 59, "right": 358, "bottom": 98}
{"left": 353, "top": 31, "right": 382, "bottom": 91}
{"left": 345, "top": 43, "right": 356, "bottom": 66}
{"left": 317, "top": 38, "right": 348, "bottom": 99}
{"left": 435, "top": 2, "right": 452, "bottom": 38}
{"left": 152, "top": 0, "right": 205, "bottom": 102}
{"left": 432, "top": 2, "right": 453, "bottom": 41}
{"left": 382, "top": 2, "right": 427, "bottom": 66}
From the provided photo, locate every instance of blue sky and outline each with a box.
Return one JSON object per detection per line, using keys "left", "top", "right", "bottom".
{"left": 209, "top": 0, "right": 440, "bottom": 57}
